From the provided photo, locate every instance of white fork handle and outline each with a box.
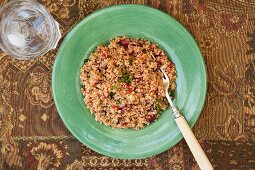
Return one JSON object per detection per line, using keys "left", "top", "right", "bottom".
{"left": 175, "top": 116, "right": 214, "bottom": 170}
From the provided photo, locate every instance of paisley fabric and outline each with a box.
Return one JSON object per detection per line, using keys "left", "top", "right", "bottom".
{"left": 0, "top": 0, "right": 255, "bottom": 169}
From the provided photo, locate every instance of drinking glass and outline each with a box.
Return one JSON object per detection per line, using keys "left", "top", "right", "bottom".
{"left": 0, "top": 0, "right": 61, "bottom": 59}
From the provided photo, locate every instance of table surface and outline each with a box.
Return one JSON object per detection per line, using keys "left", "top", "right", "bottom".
{"left": 0, "top": 0, "right": 255, "bottom": 169}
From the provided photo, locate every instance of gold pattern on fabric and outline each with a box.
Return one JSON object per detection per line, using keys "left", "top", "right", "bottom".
{"left": 0, "top": 0, "right": 255, "bottom": 169}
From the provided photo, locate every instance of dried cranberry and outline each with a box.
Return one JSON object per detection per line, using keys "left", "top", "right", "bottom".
{"left": 126, "top": 84, "right": 132, "bottom": 88}
{"left": 119, "top": 39, "right": 129, "bottom": 47}
{"left": 121, "top": 107, "right": 127, "bottom": 114}
{"left": 169, "top": 63, "right": 174, "bottom": 69}
{"left": 100, "top": 52, "right": 107, "bottom": 58}
{"left": 126, "top": 89, "right": 132, "bottom": 94}
{"left": 147, "top": 114, "right": 157, "bottom": 123}
{"left": 81, "top": 88, "right": 86, "bottom": 95}
{"left": 88, "top": 100, "right": 93, "bottom": 106}
{"left": 121, "top": 122, "right": 128, "bottom": 126}
{"left": 112, "top": 105, "right": 120, "bottom": 110}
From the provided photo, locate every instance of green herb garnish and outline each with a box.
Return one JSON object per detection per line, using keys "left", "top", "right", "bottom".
{"left": 84, "top": 58, "right": 89, "bottom": 63}
{"left": 109, "top": 92, "right": 116, "bottom": 98}
{"left": 155, "top": 98, "right": 163, "bottom": 114}
{"left": 156, "top": 98, "right": 161, "bottom": 103}
{"left": 114, "top": 112, "right": 119, "bottom": 114}
{"left": 118, "top": 70, "right": 132, "bottom": 84}
{"left": 156, "top": 104, "right": 162, "bottom": 114}
{"left": 116, "top": 99, "right": 121, "bottom": 104}
{"left": 112, "top": 85, "right": 117, "bottom": 90}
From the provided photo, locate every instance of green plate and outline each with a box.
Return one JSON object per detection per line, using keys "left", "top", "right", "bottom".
{"left": 52, "top": 5, "right": 207, "bottom": 159}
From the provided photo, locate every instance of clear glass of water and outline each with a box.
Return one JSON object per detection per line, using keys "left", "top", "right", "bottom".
{"left": 0, "top": 0, "right": 61, "bottom": 60}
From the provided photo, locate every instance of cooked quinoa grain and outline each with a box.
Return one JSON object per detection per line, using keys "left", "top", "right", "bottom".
{"left": 80, "top": 36, "right": 176, "bottom": 130}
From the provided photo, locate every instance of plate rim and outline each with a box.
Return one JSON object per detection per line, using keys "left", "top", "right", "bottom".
{"left": 52, "top": 4, "right": 207, "bottom": 159}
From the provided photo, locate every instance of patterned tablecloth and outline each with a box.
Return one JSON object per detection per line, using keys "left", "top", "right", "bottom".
{"left": 0, "top": 0, "right": 255, "bottom": 169}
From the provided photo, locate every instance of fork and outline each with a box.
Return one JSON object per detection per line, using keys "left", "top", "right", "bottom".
{"left": 160, "top": 68, "right": 213, "bottom": 170}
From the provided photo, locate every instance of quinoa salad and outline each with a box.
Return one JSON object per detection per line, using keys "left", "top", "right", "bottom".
{"left": 80, "top": 36, "right": 176, "bottom": 130}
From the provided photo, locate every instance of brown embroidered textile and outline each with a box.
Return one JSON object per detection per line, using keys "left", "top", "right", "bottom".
{"left": 0, "top": 0, "right": 255, "bottom": 169}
